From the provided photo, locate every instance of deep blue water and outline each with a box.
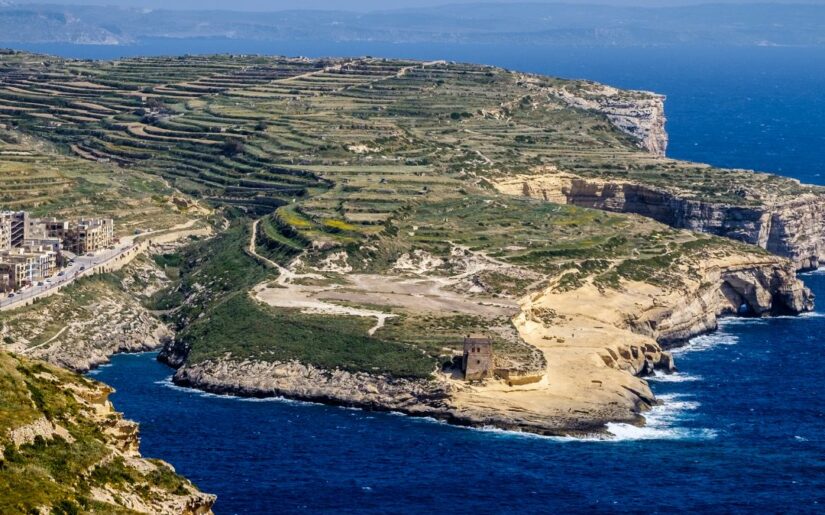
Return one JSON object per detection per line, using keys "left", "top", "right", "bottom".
{"left": 66, "top": 41, "right": 825, "bottom": 513}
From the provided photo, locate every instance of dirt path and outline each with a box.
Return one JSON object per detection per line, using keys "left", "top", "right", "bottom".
{"left": 20, "top": 326, "right": 68, "bottom": 355}
{"left": 248, "top": 219, "right": 395, "bottom": 335}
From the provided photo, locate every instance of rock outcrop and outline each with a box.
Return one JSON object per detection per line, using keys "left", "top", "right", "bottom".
{"left": 541, "top": 80, "right": 668, "bottom": 155}
{"left": 626, "top": 259, "right": 814, "bottom": 345}
{"left": 495, "top": 172, "right": 825, "bottom": 270}
{"left": 0, "top": 352, "right": 215, "bottom": 514}
{"left": 1, "top": 254, "right": 177, "bottom": 372}
{"left": 169, "top": 357, "right": 453, "bottom": 415}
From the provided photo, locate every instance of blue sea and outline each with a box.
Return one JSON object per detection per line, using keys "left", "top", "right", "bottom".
{"left": 66, "top": 41, "right": 825, "bottom": 513}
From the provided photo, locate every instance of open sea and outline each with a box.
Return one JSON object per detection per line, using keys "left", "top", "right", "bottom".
{"left": 54, "top": 40, "right": 825, "bottom": 513}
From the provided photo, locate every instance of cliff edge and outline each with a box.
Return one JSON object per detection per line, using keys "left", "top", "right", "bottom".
{"left": 0, "top": 352, "right": 215, "bottom": 514}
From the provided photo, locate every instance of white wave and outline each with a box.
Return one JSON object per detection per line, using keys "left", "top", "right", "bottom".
{"left": 672, "top": 309, "right": 823, "bottom": 357}
{"left": 84, "top": 362, "right": 112, "bottom": 376}
{"left": 717, "top": 317, "right": 767, "bottom": 327}
{"left": 605, "top": 394, "right": 716, "bottom": 441}
{"left": 471, "top": 425, "right": 594, "bottom": 442}
{"left": 118, "top": 350, "right": 160, "bottom": 357}
{"left": 153, "top": 377, "right": 712, "bottom": 443}
{"left": 153, "top": 376, "right": 319, "bottom": 407}
{"left": 466, "top": 394, "right": 713, "bottom": 443}
{"left": 647, "top": 371, "right": 703, "bottom": 383}
{"left": 671, "top": 331, "right": 739, "bottom": 356}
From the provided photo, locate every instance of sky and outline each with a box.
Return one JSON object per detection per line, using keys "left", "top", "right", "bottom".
{"left": 7, "top": 0, "right": 820, "bottom": 11}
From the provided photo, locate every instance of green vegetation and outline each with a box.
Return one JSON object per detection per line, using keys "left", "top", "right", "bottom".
{"left": 156, "top": 221, "right": 438, "bottom": 377}
{"left": 0, "top": 352, "right": 205, "bottom": 513}
{"left": 0, "top": 51, "right": 799, "bottom": 383}
{"left": 182, "top": 295, "right": 435, "bottom": 378}
{"left": 0, "top": 125, "right": 193, "bottom": 235}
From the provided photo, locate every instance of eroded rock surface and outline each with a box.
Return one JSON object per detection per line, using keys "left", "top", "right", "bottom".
{"left": 496, "top": 172, "right": 825, "bottom": 270}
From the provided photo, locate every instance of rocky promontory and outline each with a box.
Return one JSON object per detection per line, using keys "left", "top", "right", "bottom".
{"left": 0, "top": 352, "right": 215, "bottom": 514}
{"left": 159, "top": 242, "right": 812, "bottom": 437}
{"left": 495, "top": 171, "right": 825, "bottom": 271}
{"left": 538, "top": 79, "right": 668, "bottom": 156}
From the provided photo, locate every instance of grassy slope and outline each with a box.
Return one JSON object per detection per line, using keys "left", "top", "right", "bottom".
{"left": 0, "top": 352, "right": 203, "bottom": 514}
{"left": 156, "top": 220, "right": 436, "bottom": 378}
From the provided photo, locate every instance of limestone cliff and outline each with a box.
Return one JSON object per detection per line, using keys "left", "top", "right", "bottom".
{"left": 0, "top": 352, "right": 215, "bottom": 514}
{"left": 495, "top": 172, "right": 825, "bottom": 271}
{"left": 534, "top": 79, "right": 668, "bottom": 155}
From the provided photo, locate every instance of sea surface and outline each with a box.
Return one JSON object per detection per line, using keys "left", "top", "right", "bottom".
{"left": 66, "top": 41, "right": 825, "bottom": 513}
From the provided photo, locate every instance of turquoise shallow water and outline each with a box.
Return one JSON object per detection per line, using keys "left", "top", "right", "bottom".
{"left": 68, "top": 43, "right": 825, "bottom": 513}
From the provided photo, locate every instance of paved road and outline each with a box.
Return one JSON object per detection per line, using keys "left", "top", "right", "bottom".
{"left": 0, "top": 220, "right": 205, "bottom": 311}
{"left": 0, "top": 240, "right": 139, "bottom": 311}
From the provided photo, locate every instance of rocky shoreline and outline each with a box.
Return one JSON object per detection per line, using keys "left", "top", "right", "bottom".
{"left": 158, "top": 255, "right": 812, "bottom": 437}
{"left": 159, "top": 351, "right": 621, "bottom": 437}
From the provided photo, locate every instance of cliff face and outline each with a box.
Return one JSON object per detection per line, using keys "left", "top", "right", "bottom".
{"left": 625, "top": 259, "right": 813, "bottom": 345}
{"left": 496, "top": 249, "right": 813, "bottom": 433}
{"left": 0, "top": 352, "right": 215, "bottom": 514}
{"left": 495, "top": 172, "right": 825, "bottom": 271}
{"left": 543, "top": 81, "right": 668, "bottom": 155}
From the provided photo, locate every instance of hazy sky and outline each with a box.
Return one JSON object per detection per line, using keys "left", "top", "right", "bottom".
{"left": 9, "top": 0, "right": 821, "bottom": 11}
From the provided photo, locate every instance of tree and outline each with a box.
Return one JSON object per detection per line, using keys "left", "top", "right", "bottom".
{"left": 222, "top": 138, "right": 245, "bottom": 157}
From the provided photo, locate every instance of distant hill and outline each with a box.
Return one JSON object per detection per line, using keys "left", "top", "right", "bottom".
{"left": 0, "top": 2, "right": 823, "bottom": 47}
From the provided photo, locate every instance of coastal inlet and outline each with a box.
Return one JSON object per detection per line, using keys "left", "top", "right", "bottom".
{"left": 92, "top": 270, "right": 825, "bottom": 513}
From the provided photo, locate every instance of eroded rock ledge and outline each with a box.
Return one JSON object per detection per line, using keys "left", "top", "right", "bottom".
{"left": 535, "top": 78, "right": 668, "bottom": 156}
{"left": 0, "top": 352, "right": 215, "bottom": 514}
{"left": 495, "top": 172, "right": 825, "bottom": 271}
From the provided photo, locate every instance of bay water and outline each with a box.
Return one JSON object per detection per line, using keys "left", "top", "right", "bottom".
{"left": 65, "top": 42, "right": 825, "bottom": 513}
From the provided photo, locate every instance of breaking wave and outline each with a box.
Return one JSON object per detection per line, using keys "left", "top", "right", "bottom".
{"left": 605, "top": 394, "right": 716, "bottom": 441}
{"left": 648, "top": 371, "right": 703, "bottom": 382}
{"left": 671, "top": 331, "right": 739, "bottom": 356}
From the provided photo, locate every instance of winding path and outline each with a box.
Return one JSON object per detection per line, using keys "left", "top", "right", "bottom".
{"left": 247, "top": 219, "right": 395, "bottom": 336}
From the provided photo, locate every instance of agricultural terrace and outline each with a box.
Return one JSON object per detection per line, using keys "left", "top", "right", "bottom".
{"left": 1, "top": 52, "right": 816, "bottom": 244}
{"left": 0, "top": 51, "right": 793, "bottom": 380}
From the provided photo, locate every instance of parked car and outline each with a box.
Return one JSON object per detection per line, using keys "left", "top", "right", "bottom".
{"left": 80, "top": 266, "right": 86, "bottom": 271}
{"left": 57, "top": 271, "right": 65, "bottom": 276}
{"left": 8, "top": 293, "right": 14, "bottom": 298}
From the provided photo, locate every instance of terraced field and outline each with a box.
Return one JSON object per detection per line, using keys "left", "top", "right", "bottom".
{"left": 0, "top": 124, "right": 195, "bottom": 235}
{"left": 2, "top": 51, "right": 815, "bottom": 242}
{"left": 0, "top": 50, "right": 814, "bottom": 380}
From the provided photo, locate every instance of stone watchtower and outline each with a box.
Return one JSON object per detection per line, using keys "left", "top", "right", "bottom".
{"left": 462, "top": 334, "right": 493, "bottom": 381}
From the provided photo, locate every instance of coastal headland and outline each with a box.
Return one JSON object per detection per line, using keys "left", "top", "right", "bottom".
{"left": 0, "top": 51, "right": 821, "bottom": 450}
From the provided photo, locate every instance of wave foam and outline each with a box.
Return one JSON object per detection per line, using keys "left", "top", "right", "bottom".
{"left": 605, "top": 394, "right": 716, "bottom": 441}
{"left": 647, "top": 371, "right": 703, "bottom": 383}
{"left": 153, "top": 376, "right": 318, "bottom": 407}
{"left": 152, "top": 377, "right": 714, "bottom": 443}
{"left": 671, "top": 331, "right": 739, "bottom": 356}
